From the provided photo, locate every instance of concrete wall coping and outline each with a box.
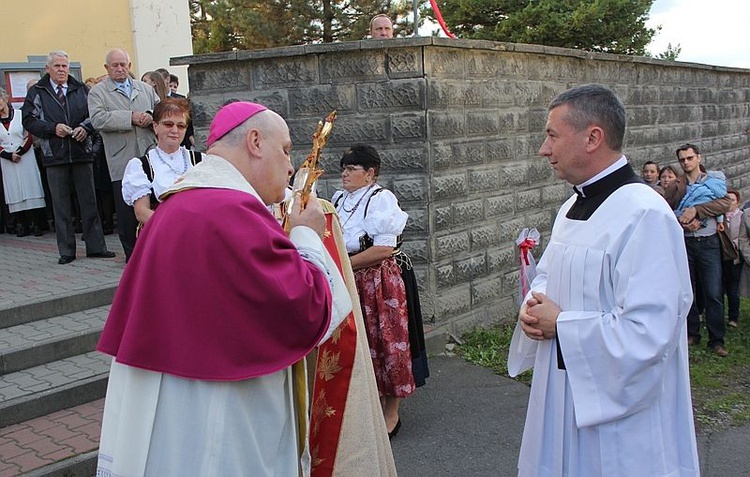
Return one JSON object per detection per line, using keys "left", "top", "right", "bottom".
{"left": 171, "top": 37, "right": 750, "bottom": 73}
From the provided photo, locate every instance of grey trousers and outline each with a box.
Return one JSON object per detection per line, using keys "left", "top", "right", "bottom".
{"left": 46, "top": 163, "right": 107, "bottom": 257}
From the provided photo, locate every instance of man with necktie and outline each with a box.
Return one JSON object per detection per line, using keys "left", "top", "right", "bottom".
{"left": 22, "top": 50, "right": 115, "bottom": 264}
{"left": 88, "top": 48, "right": 159, "bottom": 261}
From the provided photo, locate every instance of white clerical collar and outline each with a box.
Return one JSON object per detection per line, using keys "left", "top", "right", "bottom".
{"left": 575, "top": 156, "right": 627, "bottom": 197}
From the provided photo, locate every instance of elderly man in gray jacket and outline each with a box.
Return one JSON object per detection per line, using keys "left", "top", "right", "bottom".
{"left": 88, "top": 48, "right": 158, "bottom": 261}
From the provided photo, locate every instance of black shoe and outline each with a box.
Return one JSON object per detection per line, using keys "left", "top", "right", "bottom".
{"left": 74, "top": 222, "right": 82, "bottom": 234}
{"left": 102, "top": 227, "right": 114, "bottom": 235}
{"left": 16, "top": 224, "right": 29, "bottom": 237}
{"left": 58, "top": 255, "right": 76, "bottom": 265}
{"left": 32, "top": 225, "right": 43, "bottom": 236}
{"left": 388, "top": 419, "right": 401, "bottom": 440}
{"left": 86, "top": 250, "right": 116, "bottom": 258}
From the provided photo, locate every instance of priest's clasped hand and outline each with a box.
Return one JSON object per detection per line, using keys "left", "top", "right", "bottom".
{"left": 520, "top": 291, "right": 561, "bottom": 340}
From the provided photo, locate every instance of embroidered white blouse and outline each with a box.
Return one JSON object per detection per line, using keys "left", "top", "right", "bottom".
{"left": 332, "top": 184, "right": 408, "bottom": 254}
{"left": 122, "top": 146, "right": 195, "bottom": 205}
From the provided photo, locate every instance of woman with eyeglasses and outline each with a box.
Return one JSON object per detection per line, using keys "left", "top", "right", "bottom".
{"left": 121, "top": 98, "right": 201, "bottom": 228}
{"left": 331, "top": 144, "right": 428, "bottom": 439}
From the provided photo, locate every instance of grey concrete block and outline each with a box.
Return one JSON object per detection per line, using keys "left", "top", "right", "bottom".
{"left": 472, "top": 276, "right": 503, "bottom": 306}
{"left": 435, "top": 206, "right": 453, "bottom": 231}
{"left": 516, "top": 189, "right": 542, "bottom": 212}
{"left": 435, "top": 285, "right": 471, "bottom": 321}
{"left": 455, "top": 254, "right": 487, "bottom": 282}
{"left": 380, "top": 147, "right": 428, "bottom": 172}
{"left": 488, "top": 246, "right": 518, "bottom": 274}
{"left": 401, "top": 239, "right": 428, "bottom": 263}
{"left": 424, "top": 48, "right": 465, "bottom": 77}
{"left": 466, "top": 111, "right": 500, "bottom": 136}
{"left": 404, "top": 208, "right": 428, "bottom": 234}
{"left": 469, "top": 168, "right": 501, "bottom": 193}
{"left": 500, "top": 163, "right": 529, "bottom": 187}
{"left": 436, "top": 263, "right": 455, "bottom": 288}
{"left": 392, "top": 114, "right": 426, "bottom": 141}
{"left": 393, "top": 177, "right": 426, "bottom": 202}
{"left": 427, "top": 111, "right": 466, "bottom": 139}
{"left": 434, "top": 173, "right": 468, "bottom": 200}
{"left": 320, "top": 51, "right": 386, "bottom": 82}
{"left": 387, "top": 48, "right": 424, "bottom": 79}
{"left": 471, "top": 224, "right": 499, "bottom": 250}
{"left": 288, "top": 84, "right": 356, "bottom": 117}
{"left": 485, "top": 194, "right": 515, "bottom": 218}
{"left": 435, "top": 231, "right": 470, "bottom": 260}
{"left": 431, "top": 143, "right": 454, "bottom": 169}
{"left": 486, "top": 139, "right": 515, "bottom": 161}
{"left": 452, "top": 142, "right": 485, "bottom": 165}
{"left": 357, "top": 80, "right": 425, "bottom": 110}
{"left": 252, "top": 56, "right": 319, "bottom": 88}
{"left": 188, "top": 64, "right": 251, "bottom": 92}
{"left": 454, "top": 199, "right": 485, "bottom": 224}
{"left": 480, "top": 80, "right": 516, "bottom": 108}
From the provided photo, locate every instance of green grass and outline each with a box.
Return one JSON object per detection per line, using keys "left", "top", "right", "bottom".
{"left": 458, "top": 301, "right": 750, "bottom": 432}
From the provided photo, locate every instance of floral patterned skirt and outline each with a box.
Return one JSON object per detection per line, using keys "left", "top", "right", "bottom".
{"left": 354, "top": 256, "right": 415, "bottom": 398}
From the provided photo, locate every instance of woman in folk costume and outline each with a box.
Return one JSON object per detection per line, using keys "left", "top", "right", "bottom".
{"left": 331, "top": 144, "right": 428, "bottom": 438}
{"left": 0, "top": 88, "right": 46, "bottom": 236}
{"left": 121, "top": 98, "right": 201, "bottom": 231}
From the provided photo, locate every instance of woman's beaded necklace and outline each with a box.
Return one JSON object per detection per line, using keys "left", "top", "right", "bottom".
{"left": 339, "top": 184, "right": 376, "bottom": 226}
{"left": 154, "top": 147, "right": 188, "bottom": 176}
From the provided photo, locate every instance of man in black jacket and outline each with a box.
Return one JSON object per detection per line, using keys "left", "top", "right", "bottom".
{"left": 22, "top": 51, "right": 115, "bottom": 264}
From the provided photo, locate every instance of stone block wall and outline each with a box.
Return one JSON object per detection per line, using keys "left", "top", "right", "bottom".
{"left": 173, "top": 38, "right": 750, "bottom": 335}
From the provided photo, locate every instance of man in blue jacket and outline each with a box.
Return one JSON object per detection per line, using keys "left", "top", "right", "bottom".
{"left": 22, "top": 50, "right": 115, "bottom": 264}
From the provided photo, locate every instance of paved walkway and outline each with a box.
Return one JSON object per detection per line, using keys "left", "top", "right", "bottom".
{"left": 0, "top": 231, "right": 748, "bottom": 476}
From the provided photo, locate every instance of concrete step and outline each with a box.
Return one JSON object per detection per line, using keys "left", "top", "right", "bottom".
{"left": 0, "top": 288, "right": 115, "bottom": 330}
{"left": 0, "top": 306, "right": 109, "bottom": 376}
{"left": 0, "top": 352, "right": 110, "bottom": 429}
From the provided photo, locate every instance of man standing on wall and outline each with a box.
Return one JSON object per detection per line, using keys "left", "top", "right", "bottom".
{"left": 88, "top": 49, "right": 158, "bottom": 261}
{"left": 508, "top": 84, "right": 699, "bottom": 476}
{"left": 22, "top": 50, "right": 115, "bottom": 264}
{"left": 369, "top": 14, "right": 394, "bottom": 38}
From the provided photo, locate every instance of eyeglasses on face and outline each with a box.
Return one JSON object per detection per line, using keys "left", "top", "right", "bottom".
{"left": 158, "top": 121, "right": 187, "bottom": 130}
{"left": 341, "top": 165, "right": 365, "bottom": 173}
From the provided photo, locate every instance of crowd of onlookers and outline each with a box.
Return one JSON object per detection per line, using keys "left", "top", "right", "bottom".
{"left": 642, "top": 144, "right": 743, "bottom": 357}
{"left": 0, "top": 48, "right": 192, "bottom": 265}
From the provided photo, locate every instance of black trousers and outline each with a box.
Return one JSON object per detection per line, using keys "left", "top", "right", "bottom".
{"left": 46, "top": 163, "right": 107, "bottom": 257}
{"left": 112, "top": 180, "right": 138, "bottom": 261}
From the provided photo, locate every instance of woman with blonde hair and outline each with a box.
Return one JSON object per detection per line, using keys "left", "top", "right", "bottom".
{"left": 141, "top": 71, "right": 169, "bottom": 101}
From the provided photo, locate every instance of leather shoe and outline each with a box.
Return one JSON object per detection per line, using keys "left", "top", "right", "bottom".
{"left": 58, "top": 255, "right": 76, "bottom": 265}
{"left": 388, "top": 419, "right": 401, "bottom": 440}
{"left": 87, "top": 250, "right": 116, "bottom": 258}
{"left": 712, "top": 346, "right": 729, "bottom": 357}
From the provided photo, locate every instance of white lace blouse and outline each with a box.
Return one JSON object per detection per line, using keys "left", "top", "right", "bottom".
{"left": 332, "top": 184, "right": 408, "bottom": 254}
{"left": 122, "top": 146, "right": 195, "bottom": 206}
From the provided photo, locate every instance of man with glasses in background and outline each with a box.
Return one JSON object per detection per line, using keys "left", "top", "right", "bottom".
{"left": 665, "top": 143, "right": 732, "bottom": 356}
{"left": 89, "top": 49, "right": 159, "bottom": 261}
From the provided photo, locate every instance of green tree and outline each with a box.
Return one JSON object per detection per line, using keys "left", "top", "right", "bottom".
{"left": 656, "top": 42, "right": 681, "bottom": 61}
{"left": 428, "top": 0, "right": 657, "bottom": 55}
{"left": 190, "top": 0, "right": 416, "bottom": 53}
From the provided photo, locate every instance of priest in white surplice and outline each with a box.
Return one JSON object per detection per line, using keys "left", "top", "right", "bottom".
{"left": 509, "top": 84, "right": 700, "bottom": 476}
